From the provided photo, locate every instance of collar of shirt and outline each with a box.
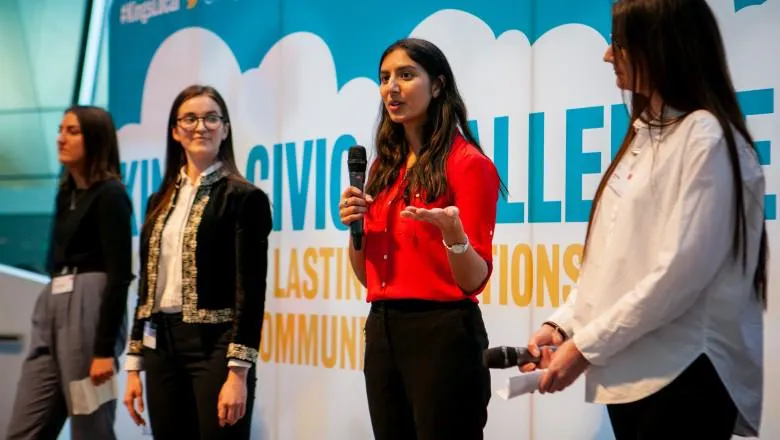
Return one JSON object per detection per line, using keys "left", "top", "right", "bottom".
{"left": 632, "top": 105, "right": 687, "bottom": 130}
{"left": 177, "top": 161, "right": 224, "bottom": 187}
{"left": 631, "top": 106, "right": 688, "bottom": 153}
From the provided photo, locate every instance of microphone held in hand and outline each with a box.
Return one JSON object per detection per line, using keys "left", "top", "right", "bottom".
{"left": 482, "top": 345, "right": 557, "bottom": 369}
{"left": 347, "top": 146, "right": 367, "bottom": 250}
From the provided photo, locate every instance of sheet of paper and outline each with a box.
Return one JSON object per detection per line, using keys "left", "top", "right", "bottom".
{"left": 495, "top": 370, "right": 545, "bottom": 400}
{"left": 69, "top": 375, "right": 118, "bottom": 415}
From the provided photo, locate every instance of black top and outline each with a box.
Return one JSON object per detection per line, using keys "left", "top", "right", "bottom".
{"left": 128, "top": 173, "right": 272, "bottom": 364}
{"left": 49, "top": 179, "right": 133, "bottom": 358}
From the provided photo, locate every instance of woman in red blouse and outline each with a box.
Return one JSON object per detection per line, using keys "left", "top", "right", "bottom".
{"left": 339, "top": 38, "right": 501, "bottom": 440}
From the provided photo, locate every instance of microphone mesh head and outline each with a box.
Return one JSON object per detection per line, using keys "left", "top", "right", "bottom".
{"left": 483, "top": 346, "right": 515, "bottom": 368}
{"left": 348, "top": 145, "right": 367, "bottom": 172}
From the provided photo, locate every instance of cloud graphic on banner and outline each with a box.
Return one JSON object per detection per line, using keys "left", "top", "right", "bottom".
{"left": 410, "top": 9, "right": 622, "bottom": 226}
{"left": 118, "top": 27, "right": 243, "bottom": 160}
{"left": 716, "top": 0, "right": 779, "bottom": 83}
{"left": 238, "top": 31, "right": 378, "bottom": 233}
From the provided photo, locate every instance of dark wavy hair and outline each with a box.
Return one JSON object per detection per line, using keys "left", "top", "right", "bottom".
{"left": 585, "top": 0, "right": 768, "bottom": 307}
{"left": 365, "top": 38, "right": 503, "bottom": 202}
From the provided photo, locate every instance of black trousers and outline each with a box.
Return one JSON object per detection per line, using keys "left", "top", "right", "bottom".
{"left": 142, "top": 313, "right": 256, "bottom": 440}
{"left": 607, "top": 354, "right": 737, "bottom": 440}
{"left": 364, "top": 299, "right": 491, "bottom": 440}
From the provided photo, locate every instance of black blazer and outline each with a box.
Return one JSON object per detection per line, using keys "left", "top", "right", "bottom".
{"left": 128, "top": 170, "right": 272, "bottom": 363}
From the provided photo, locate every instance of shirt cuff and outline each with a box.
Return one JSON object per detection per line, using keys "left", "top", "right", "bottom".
{"left": 227, "top": 343, "right": 258, "bottom": 363}
{"left": 228, "top": 359, "right": 252, "bottom": 369}
{"left": 124, "top": 354, "right": 144, "bottom": 371}
{"left": 547, "top": 309, "right": 575, "bottom": 339}
{"left": 571, "top": 324, "right": 607, "bottom": 366}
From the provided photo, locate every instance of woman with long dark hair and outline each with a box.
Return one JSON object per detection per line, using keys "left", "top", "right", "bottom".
{"left": 522, "top": 1, "right": 768, "bottom": 438}
{"left": 122, "top": 85, "right": 272, "bottom": 439}
{"left": 7, "top": 106, "right": 132, "bottom": 440}
{"left": 338, "top": 38, "right": 501, "bottom": 440}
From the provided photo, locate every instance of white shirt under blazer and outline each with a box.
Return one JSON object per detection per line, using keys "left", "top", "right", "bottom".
{"left": 124, "top": 162, "right": 250, "bottom": 370}
{"left": 549, "top": 109, "right": 765, "bottom": 436}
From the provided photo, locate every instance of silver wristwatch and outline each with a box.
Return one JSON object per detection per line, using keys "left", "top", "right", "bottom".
{"left": 442, "top": 235, "right": 470, "bottom": 254}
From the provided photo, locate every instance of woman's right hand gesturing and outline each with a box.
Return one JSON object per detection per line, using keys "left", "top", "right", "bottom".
{"left": 339, "top": 186, "right": 373, "bottom": 227}
{"left": 124, "top": 371, "right": 146, "bottom": 426}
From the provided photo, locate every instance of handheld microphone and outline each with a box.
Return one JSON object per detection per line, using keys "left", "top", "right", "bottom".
{"left": 347, "top": 146, "right": 367, "bottom": 251}
{"left": 482, "top": 346, "right": 556, "bottom": 369}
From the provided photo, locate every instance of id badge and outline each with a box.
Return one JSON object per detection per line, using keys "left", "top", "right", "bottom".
{"left": 143, "top": 321, "right": 157, "bottom": 349}
{"left": 607, "top": 162, "right": 631, "bottom": 197}
{"left": 51, "top": 275, "right": 75, "bottom": 295}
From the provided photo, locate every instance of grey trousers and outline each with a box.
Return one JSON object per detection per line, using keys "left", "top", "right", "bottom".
{"left": 5, "top": 272, "right": 126, "bottom": 440}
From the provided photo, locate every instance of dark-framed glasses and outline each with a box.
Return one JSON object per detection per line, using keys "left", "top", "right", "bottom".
{"left": 176, "top": 114, "right": 225, "bottom": 130}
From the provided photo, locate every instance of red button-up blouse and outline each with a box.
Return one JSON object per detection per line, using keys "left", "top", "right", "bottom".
{"left": 363, "top": 132, "right": 500, "bottom": 303}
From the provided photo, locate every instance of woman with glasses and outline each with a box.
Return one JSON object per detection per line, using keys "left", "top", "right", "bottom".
{"left": 122, "top": 84, "right": 272, "bottom": 440}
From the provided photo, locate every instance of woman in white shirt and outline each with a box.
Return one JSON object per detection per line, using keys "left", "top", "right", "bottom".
{"left": 522, "top": 1, "right": 768, "bottom": 439}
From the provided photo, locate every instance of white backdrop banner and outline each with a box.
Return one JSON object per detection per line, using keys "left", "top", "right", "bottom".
{"left": 108, "top": 0, "right": 779, "bottom": 438}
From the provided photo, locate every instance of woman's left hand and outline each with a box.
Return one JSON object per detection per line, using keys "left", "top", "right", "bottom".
{"left": 217, "top": 368, "right": 248, "bottom": 427}
{"left": 400, "top": 205, "right": 462, "bottom": 234}
{"left": 537, "top": 339, "right": 589, "bottom": 394}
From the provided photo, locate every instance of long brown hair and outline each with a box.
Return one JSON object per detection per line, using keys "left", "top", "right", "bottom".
{"left": 585, "top": 0, "right": 768, "bottom": 307}
{"left": 142, "top": 85, "right": 246, "bottom": 235}
{"left": 365, "top": 38, "right": 503, "bottom": 202}
{"left": 58, "top": 105, "right": 121, "bottom": 189}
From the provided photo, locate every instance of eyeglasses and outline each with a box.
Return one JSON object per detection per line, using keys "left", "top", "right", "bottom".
{"left": 176, "top": 114, "right": 225, "bottom": 130}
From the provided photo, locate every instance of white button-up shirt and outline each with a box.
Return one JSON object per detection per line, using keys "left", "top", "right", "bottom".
{"left": 153, "top": 162, "right": 224, "bottom": 313}
{"left": 549, "top": 110, "right": 765, "bottom": 436}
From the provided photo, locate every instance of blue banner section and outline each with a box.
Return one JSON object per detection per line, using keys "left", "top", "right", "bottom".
{"left": 109, "top": 0, "right": 613, "bottom": 127}
{"left": 109, "top": 0, "right": 777, "bottom": 236}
